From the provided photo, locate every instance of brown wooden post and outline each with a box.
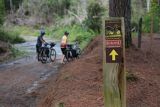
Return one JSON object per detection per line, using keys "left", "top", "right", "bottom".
{"left": 103, "top": 17, "right": 126, "bottom": 107}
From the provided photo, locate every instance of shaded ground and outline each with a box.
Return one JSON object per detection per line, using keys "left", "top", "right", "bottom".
{"left": 38, "top": 34, "right": 160, "bottom": 107}
{"left": 126, "top": 34, "right": 160, "bottom": 107}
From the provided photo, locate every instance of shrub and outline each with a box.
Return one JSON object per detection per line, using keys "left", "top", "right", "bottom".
{"left": 83, "top": 2, "right": 104, "bottom": 33}
{"left": 142, "top": 14, "right": 160, "bottom": 33}
{"left": 0, "top": 28, "right": 25, "bottom": 44}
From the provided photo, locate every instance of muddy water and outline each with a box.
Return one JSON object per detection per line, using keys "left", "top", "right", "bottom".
{"left": 0, "top": 36, "right": 62, "bottom": 107}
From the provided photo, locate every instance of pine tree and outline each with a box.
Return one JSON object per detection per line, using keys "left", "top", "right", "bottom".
{"left": 109, "top": 0, "right": 132, "bottom": 48}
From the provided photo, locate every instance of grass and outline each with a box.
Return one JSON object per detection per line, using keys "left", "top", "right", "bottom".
{"left": 2, "top": 24, "right": 97, "bottom": 50}
{"left": 10, "top": 25, "right": 39, "bottom": 36}
{"left": 10, "top": 47, "right": 26, "bottom": 58}
{"left": 46, "top": 24, "right": 96, "bottom": 49}
{"left": 132, "top": 32, "right": 138, "bottom": 37}
{"left": 0, "top": 27, "right": 26, "bottom": 62}
{"left": 0, "top": 28, "right": 25, "bottom": 44}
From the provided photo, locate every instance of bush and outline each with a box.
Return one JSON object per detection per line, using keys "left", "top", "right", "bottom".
{"left": 142, "top": 1, "right": 160, "bottom": 33}
{"left": 142, "top": 14, "right": 160, "bottom": 33}
{"left": 83, "top": 2, "right": 104, "bottom": 33}
{"left": 0, "top": 28, "right": 25, "bottom": 44}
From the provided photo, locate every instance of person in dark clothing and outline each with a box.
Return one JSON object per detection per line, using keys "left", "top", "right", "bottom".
{"left": 36, "top": 31, "right": 46, "bottom": 54}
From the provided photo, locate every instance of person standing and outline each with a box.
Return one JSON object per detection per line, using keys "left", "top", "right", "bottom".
{"left": 60, "top": 31, "right": 69, "bottom": 64}
{"left": 36, "top": 31, "right": 46, "bottom": 54}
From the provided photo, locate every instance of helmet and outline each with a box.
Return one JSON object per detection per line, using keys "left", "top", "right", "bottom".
{"left": 64, "top": 31, "right": 69, "bottom": 36}
{"left": 40, "top": 30, "right": 45, "bottom": 36}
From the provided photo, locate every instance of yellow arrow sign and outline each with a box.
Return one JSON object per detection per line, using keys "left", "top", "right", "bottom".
{"left": 109, "top": 49, "right": 118, "bottom": 61}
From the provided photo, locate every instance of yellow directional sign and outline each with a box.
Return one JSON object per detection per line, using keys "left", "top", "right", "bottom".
{"left": 106, "top": 48, "right": 122, "bottom": 63}
{"left": 109, "top": 49, "right": 118, "bottom": 61}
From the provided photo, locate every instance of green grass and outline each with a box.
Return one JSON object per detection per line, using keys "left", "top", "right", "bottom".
{"left": 46, "top": 24, "right": 96, "bottom": 49}
{"left": 0, "top": 28, "right": 25, "bottom": 44}
{"left": 2, "top": 24, "right": 97, "bottom": 49}
{"left": 10, "top": 47, "right": 27, "bottom": 58}
{"left": 10, "top": 26, "right": 39, "bottom": 36}
{"left": 131, "top": 32, "right": 138, "bottom": 38}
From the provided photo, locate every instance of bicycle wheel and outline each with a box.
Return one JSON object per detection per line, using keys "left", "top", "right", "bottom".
{"left": 38, "top": 48, "right": 43, "bottom": 62}
{"left": 50, "top": 48, "right": 56, "bottom": 62}
{"left": 41, "top": 48, "right": 47, "bottom": 63}
{"left": 66, "top": 50, "right": 73, "bottom": 62}
{"left": 76, "top": 48, "right": 81, "bottom": 58}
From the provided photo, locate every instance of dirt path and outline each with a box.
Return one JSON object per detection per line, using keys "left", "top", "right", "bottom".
{"left": 0, "top": 36, "right": 62, "bottom": 107}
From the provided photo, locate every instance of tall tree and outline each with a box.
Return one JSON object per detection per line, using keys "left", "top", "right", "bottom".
{"left": 4, "top": 0, "right": 23, "bottom": 12}
{"left": 109, "top": 0, "right": 131, "bottom": 48}
{"left": 0, "top": 0, "right": 5, "bottom": 25}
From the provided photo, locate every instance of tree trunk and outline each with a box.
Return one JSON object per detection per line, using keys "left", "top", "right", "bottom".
{"left": 138, "top": 17, "right": 142, "bottom": 48}
{"left": 158, "top": 0, "right": 160, "bottom": 5}
{"left": 147, "top": 0, "right": 151, "bottom": 12}
{"left": 9, "top": 0, "right": 13, "bottom": 14}
{"left": 109, "top": 0, "right": 131, "bottom": 48}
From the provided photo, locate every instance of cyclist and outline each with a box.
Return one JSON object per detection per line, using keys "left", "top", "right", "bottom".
{"left": 36, "top": 30, "right": 49, "bottom": 60}
{"left": 60, "top": 31, "right": 69, "bottom": 63}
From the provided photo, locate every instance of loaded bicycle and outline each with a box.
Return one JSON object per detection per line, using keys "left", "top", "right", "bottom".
{"left": 37, "top": 42, "right": 56, "bottom": 63}
{"left": 65, "top": 41, "right": 81, "bottom": 62}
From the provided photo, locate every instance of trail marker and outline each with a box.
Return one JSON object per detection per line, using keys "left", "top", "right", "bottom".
{"left": 109, "top": 49, "right": 118, "bottom": 61}
{"left": 103, "top": 18, "right": 126, "bottom": 107}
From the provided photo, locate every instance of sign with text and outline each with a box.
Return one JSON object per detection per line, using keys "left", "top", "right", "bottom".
{"left": 105, "top": 19, "right": 123, "bottom": 63}
{"left": 103, "top": 18, "right": 125, "bottom": 107}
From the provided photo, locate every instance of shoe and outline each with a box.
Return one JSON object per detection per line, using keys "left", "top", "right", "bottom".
{"left": 61, "top": 62, "right": 65, "bottom": 64}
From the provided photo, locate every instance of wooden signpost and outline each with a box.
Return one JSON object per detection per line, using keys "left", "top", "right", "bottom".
{"left": 103, "top": 18, "right": 125, "bottom": 107}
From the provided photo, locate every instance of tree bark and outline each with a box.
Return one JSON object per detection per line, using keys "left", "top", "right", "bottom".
{"left": 138, "top": 17, "right": 142, "bottom": 48}
{"left": 109, "top": 0, "right": 131, "bottom": 48}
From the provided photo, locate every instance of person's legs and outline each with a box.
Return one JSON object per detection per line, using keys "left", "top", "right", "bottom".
{"left": 61, "top": 48, "right": 66, "bottom": 63}
{"left": 61, "top": 55, "right": 65, "bottom": 63}
{"left": 36, "top": 45, "right": 41, "bottom": 61}
{"left": 36, "top": 45, "right": 39, "bottom": 53}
